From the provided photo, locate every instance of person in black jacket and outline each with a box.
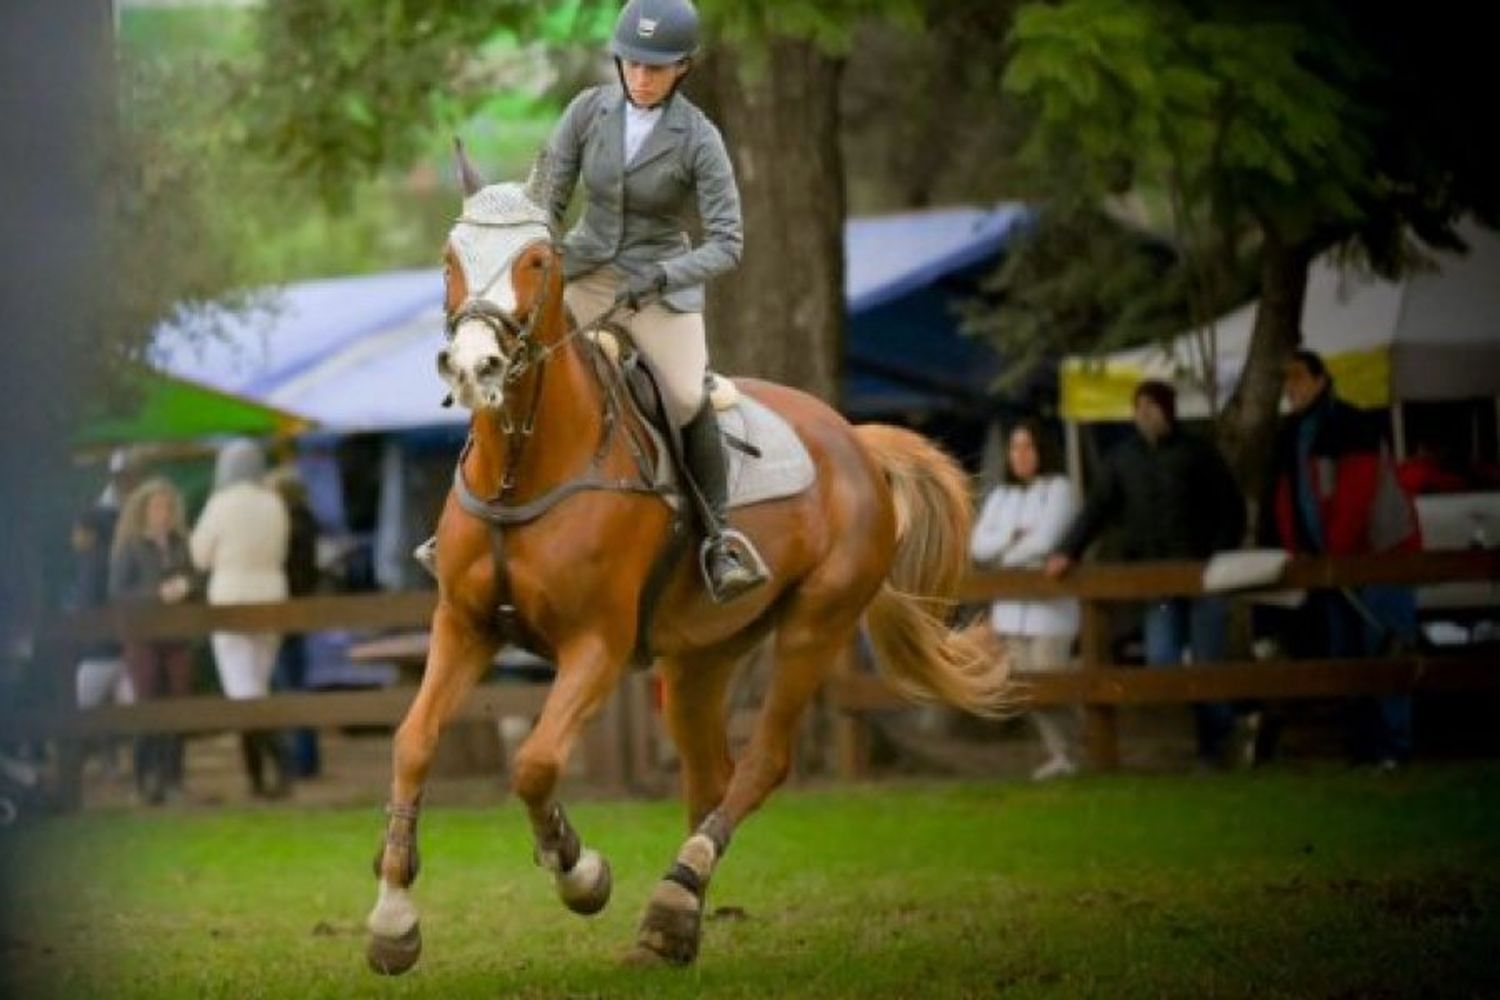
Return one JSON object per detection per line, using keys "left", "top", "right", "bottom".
{"left": 108, "top": 478, "right": 198, "bottom": 804}
{"left": 1045, "top": 380, "right": 1247, "bottom": 766}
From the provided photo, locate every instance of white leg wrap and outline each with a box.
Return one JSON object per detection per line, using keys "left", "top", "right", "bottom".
{"left": 556, "top": 847, "right": 603, "bottom": 900}
{"left": 536, "top": 846, "right": 563, "bottom": 874}
{"left": 679, "top": 833, "right": 718, "bottom": 882}
{"left": 367, "top": 880, "right": 419, "bottom": 938}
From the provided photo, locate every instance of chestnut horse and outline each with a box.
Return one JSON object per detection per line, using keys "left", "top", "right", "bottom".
{"left": 365, "top": 164, "right": 1008, "bottom": 974}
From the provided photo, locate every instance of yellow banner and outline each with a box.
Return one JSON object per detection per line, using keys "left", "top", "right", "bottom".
{"left": 1061, "top": 346, "right": 1392, "bottom": 422}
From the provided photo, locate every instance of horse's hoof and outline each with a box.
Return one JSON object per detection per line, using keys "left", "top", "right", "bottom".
{"left": 634, "top": 887, "right": 702, "bottom": 966}
{"left": 366, "top": 923, "right": 421, "bottom": 976}
{"left": 556, "top": 848, "right": 612, "bottom": 916}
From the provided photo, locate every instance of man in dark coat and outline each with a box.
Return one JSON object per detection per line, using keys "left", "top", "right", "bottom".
{"left": 1046, "top": 380, "right": 1247, "bottom": 766}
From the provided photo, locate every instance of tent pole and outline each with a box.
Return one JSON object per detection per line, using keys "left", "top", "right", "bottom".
{"left": 1390, "top": 401, "right": 1407, "bottom": 460}
{"left": 1065, "top": 419, "right": 1084, "bottom": 491}
{"left": 1494, "top": 396, "right": 1500, "bottom": 462}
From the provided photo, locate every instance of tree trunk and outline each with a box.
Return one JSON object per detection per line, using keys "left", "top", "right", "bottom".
{"left": 0, "top": 1, "right": 114, "bottom": 637}
{"left": 1217, "top": 229, "right": 1313, "bottom": 503}
{"left": 689, "top": 39, "right": 846, "bottom": 404}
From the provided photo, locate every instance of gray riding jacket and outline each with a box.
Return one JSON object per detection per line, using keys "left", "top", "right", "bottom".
{"left": 544, "top": 84, "right": 743, "bottom": 313}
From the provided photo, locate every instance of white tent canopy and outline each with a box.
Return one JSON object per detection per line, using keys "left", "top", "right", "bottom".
{"left": 1061, "top": 218, "right": 1500, "bottom": 422}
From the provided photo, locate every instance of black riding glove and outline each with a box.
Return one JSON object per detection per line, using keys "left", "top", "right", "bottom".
{"left": 614, "top": 266, "right": 667, "bottom": 310}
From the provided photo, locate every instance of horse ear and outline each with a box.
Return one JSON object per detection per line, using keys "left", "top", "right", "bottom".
{"left": 454, "top": 136, "right": 485, "bottom": 198}
{"left": 522, "top": 148, "right": 550, "bottom": 209}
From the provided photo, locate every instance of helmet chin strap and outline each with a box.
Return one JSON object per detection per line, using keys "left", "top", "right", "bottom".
{"left": 614, "top": 57, "right": 693, "bottom": 109}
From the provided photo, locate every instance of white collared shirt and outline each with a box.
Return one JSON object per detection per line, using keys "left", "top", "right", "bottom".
{"left": 624, "top": 102, "right": 664, "bottom": 164}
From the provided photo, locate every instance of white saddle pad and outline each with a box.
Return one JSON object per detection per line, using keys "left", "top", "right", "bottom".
{"left": 718, "top": 392, "right": 817, "bottom": 510}
{"left": 585, "top": 331, "right": 814, "bottom": 509}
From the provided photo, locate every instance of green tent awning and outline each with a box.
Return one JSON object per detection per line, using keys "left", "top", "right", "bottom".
{"left": 74, "top": 368, "right": 313, "bottom": 446}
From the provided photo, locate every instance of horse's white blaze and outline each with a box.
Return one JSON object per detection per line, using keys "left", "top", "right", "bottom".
{"left": 367, "top": 880, "right": 419, "bottom": 938}
{"left": 556, "top": 848, "right": 604, "bottom": 898}
{"left": 476, "top": 270, "right": 519, "bottom": 314}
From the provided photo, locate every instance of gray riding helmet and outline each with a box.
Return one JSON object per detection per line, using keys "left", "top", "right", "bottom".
{"left": 609, "top": 0, "right": 700, "bottom": 65}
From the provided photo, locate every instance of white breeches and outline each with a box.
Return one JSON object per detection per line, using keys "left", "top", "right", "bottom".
{"left": 565, "top": 266, "right": 708, "bottom": 428}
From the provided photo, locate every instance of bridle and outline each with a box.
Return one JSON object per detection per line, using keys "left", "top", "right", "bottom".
{"left": 443, "top": 239, "right": 648, "bottom": 497}
{"left": 444, "top": 240, "right": 555, "bottom": 391}
{"left": 444, "top": 243, "right": 632, "bottom": 410}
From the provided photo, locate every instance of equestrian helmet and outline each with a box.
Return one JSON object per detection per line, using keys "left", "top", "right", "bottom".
{"left": 609, "top": 0, "right": 700, "bottom": 65}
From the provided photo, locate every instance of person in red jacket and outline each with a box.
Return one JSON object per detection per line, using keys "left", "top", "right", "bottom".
{"left": 1260, "top": 349, "right": 1421, "bottom": 766}
{"left": 1267, "top": 351, "right": 1421, "bottom": 558}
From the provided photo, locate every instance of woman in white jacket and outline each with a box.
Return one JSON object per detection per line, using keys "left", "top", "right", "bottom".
{"left": 970, "top": 419, "right": 1081, "bottom": 780}
{"left": 191, "top": 438, "right": 291, "bottom": 797}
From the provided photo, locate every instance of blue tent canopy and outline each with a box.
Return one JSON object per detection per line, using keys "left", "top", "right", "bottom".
{"left": 153, "top": 205, "right": 1029, "bottom": 429}
{"left": 151, "top": 269, "right": 454, "bottom": 431}
{"left": 843, "top": 204, "right": 1030, "bottom": 417}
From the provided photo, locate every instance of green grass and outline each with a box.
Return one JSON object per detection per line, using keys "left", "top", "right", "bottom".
{"left": 4, "top": 766, "right": 1499, "bottom": 998}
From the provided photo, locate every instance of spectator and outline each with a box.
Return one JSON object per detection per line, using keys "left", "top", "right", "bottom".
{"left": 76, "top": 448, "right": 143, "bottom": 715}
{"left": 71, "top": 509, "right": 133, "bottom": 707}
{"left": 1259, "top": 349, "right": 1421, "bottom": 768}
{"left": 1045, "top": 380, "right": 1247, "bottom": 768}
{"left": 108, "top": 478, "right": 197, "bottom": 805}
{"left": 69, "top": 509, "right": 135, "bottom": 778}
{"left": 266, "top": 464, "right": 321, "bottom": 779}
{"left": 971, "top": 420, "right": 1081, "bottom": 780}
{"left": 191, "top": 439, "right": 292, "bottom": 799}
{"left": 93, "top": 447, "right": 140, "bottom": 546}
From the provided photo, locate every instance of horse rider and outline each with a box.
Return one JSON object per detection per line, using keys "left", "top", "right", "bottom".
{"left": 422, "top": 0, "right": 766, "bottom": 602}
{"left": 550, "top": 0, "right": 768, "bottom": 603}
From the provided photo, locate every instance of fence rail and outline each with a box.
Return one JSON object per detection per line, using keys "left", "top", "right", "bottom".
{"left": 11, "top": 550, "right": 1499, "bottom": 798}
{"left": 833, "top": 549, "right": 1499, "bottom": 777}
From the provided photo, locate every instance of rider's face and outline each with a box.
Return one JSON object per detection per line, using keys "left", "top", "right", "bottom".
{"left": 621, "top": 59, "right": 688, "bottom": 107}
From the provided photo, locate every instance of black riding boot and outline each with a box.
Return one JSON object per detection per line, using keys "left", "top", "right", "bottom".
{"left": 680, "top": 398, "right": 767, "bottom": 603}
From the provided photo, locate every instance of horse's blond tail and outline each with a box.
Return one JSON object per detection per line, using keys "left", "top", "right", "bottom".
{"left": 855, "top": 424, "right": 1011, "bottom": 718}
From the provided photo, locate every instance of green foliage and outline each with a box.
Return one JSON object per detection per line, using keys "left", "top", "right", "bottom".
{"left": 237, "top": 0, "right": 546, "bottom": 208}
{"left": 238, "top": 0, "right": 925, "bottom": 199}
{"left": 102, "top": 29, "right": 268, "bottom": 378}
{"left": 961, "top": 206, "right": 1194, "bottom": 392}
{"left": 986, "top": 0, "right": 1500, "bottom": 373}
{"left": 1004, "top": 0, "right": 1372, "bottom": 237}
{"left": 702, "top": 0, "right": 922, "bottom": 55}
{"left": 841, "top": 0, "right": 1024, "bottom": 212}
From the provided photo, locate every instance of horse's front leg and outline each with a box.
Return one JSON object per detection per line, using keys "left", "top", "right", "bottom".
{"left": 366, "top": 603, "right": 498, "bottom": 975}
{"left": 513, "top": 633, "right": 625, "bottom": 916}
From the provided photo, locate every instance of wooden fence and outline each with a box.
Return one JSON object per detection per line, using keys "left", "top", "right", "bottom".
{"left": 6, "top": 551, "right": 1497, "bottom": 802}
{"left": 830, "top": 550, "right": 1500, "bottom": 777}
